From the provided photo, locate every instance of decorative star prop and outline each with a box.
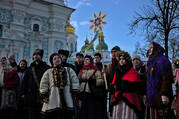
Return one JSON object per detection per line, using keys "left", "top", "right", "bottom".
{"left": 89, "top": 11, "right": 107, "bottom": 33}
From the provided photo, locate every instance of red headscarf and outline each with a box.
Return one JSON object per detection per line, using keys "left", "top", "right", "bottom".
{"left": 80, "top": 55, "right": 98, "bottom": 72}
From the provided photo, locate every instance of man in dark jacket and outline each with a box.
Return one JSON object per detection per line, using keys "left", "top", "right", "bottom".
{"left": 21, "top": 49, "right": 50, "bottom": 119}
{"left": 94, "top": 52, "right": 103, "bottom": 71}
{"left": 106, "top": 46, "right": 120, "bottom": 116}
{"left": 74, "top": 52, "right": 84, "bottom": 75}
{"left": 94, "top": 52, "right": 108, "bottom": 119}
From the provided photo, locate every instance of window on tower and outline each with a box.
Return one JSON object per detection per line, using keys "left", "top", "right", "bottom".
{"left": 33, "top": 24, "right": 39, "bottom": 32}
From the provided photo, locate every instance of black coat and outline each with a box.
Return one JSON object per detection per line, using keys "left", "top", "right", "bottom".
{"left": 21, "top": 61, "right": 50, "bottom": 109}
{"left": 74, "top": 63, "right": 83, "bottom": 75}
{"left": 95, "top": 62, "right": 103, "bottom": 71}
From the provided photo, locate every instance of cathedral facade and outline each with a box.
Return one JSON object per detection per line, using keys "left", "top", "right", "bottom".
{"left": 0, "top": 0, "right": 77, "bottom": 64}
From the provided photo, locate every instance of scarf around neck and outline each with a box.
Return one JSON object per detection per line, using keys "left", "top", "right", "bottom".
{"left": 80, "top": 64, "right": 98, "bottom": 72}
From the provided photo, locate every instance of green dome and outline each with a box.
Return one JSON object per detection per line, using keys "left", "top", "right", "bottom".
{"left": 96, "top": 40, "right": 108, "bottom": 50}
{"left": 96, "top": 31, "right": 108, "bottom": 50}
{"left": 81, "top": 37, "right": 94, "bottom": 53}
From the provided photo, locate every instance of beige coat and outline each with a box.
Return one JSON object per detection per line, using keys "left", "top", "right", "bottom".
{"left": 79, "top": 69, "right": 104, "bottom": 93}
{"left": 40, "top": 67, "right": 80, "bottom": 112}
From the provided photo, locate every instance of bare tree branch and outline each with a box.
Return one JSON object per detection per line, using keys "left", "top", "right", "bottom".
{"left": 130, "top": 0, "right": 179, "bottom": 58}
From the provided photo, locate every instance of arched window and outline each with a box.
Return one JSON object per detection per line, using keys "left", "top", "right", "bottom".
{"left": 70, "top": 43, "right": 73, "bottom": 52}
{"left": 33, "top": 24, "right": 39, "bottom": 32}
{"left": 0, "top": 25, "right": 3, "bottom": 37}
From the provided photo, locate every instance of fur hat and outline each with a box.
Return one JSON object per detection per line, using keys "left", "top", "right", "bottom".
{"left": 33, "top": 49, "right": 44, "bottom": 58}
{"left": 58, "top": 49, "right": 69, "bottom": 57}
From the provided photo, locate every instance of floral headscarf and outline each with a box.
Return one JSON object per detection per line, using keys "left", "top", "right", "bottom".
{"left": 113, "top": 51, "right": 133, "bottom": 86}
{"left": 115, "top": 50, "right": 133, "bottom": 67}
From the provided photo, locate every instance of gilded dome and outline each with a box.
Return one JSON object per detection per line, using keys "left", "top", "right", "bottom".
{"left": 66, "top": 18, "right": 75, "bottom": 34}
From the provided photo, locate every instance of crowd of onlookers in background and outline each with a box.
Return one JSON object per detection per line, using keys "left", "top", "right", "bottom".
{"left": 0, "top": 41, "right": 178, "bottom": 119}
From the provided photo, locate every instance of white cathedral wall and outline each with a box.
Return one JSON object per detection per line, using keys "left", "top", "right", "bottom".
{"left": 0, "top": 0, "right": 76, "bottom": 65}
{"left": 66, "top": 34, "right": 78, "bottom": 52}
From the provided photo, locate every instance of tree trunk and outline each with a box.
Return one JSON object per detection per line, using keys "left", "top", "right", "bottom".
{"left": 164, "top": 31, "right": 169, "bottom": 58}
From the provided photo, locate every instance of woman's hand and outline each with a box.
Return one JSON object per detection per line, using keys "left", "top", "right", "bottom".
{"left": 161, "top": 96, "right": 169, "bottom": 105}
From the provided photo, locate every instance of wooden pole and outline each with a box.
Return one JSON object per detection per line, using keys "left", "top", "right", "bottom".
{"left": 99, "top": 31, "right": 108, "bottom": 90}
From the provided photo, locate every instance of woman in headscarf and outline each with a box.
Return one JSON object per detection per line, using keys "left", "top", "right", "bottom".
{"left": 78, "top": 55, "right": 105, "bottom": 119}
{"left": 112, "top": 51, "right": 143, "bottom": 119}
{"left": 40, "top": 53, "right": 80, "bottom": 119}
{"left": 0, "top": 56, "right": 19, "bottom": 94}
{"left": 146, "top": 42, "right": 175, "bottom": 119}
{"left": 0, "top": 56, "right": 19, "bottom": 119}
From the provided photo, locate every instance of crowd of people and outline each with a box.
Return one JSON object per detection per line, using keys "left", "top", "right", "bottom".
{"left": 0, "top": 41, "right": 178, "bottom": 119}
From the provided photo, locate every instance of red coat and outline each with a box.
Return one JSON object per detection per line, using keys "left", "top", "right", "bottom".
{"left": 3, "top": 70, "right": 19, "bottom": 88}
{"left": 112, "top": 68, "right": 142, "bottom": 112}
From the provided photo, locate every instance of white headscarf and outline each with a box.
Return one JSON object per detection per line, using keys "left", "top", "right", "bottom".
{"left": 0, "top": 57, "right": 10, "bottom": 87}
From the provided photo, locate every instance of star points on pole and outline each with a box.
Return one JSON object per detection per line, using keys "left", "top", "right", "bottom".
{"left": 89, "top": 11, "right": 107, "bottom": 33}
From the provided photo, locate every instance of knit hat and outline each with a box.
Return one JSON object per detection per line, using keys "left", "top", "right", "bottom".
{"left": 49, "top": 53, "right": 61, "bottom": 66}
{"left": 58, "top": 49, "right": 69, "bottom": 57}
{"left": 33, "top": 49, "right": 44, "bottom": 58}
